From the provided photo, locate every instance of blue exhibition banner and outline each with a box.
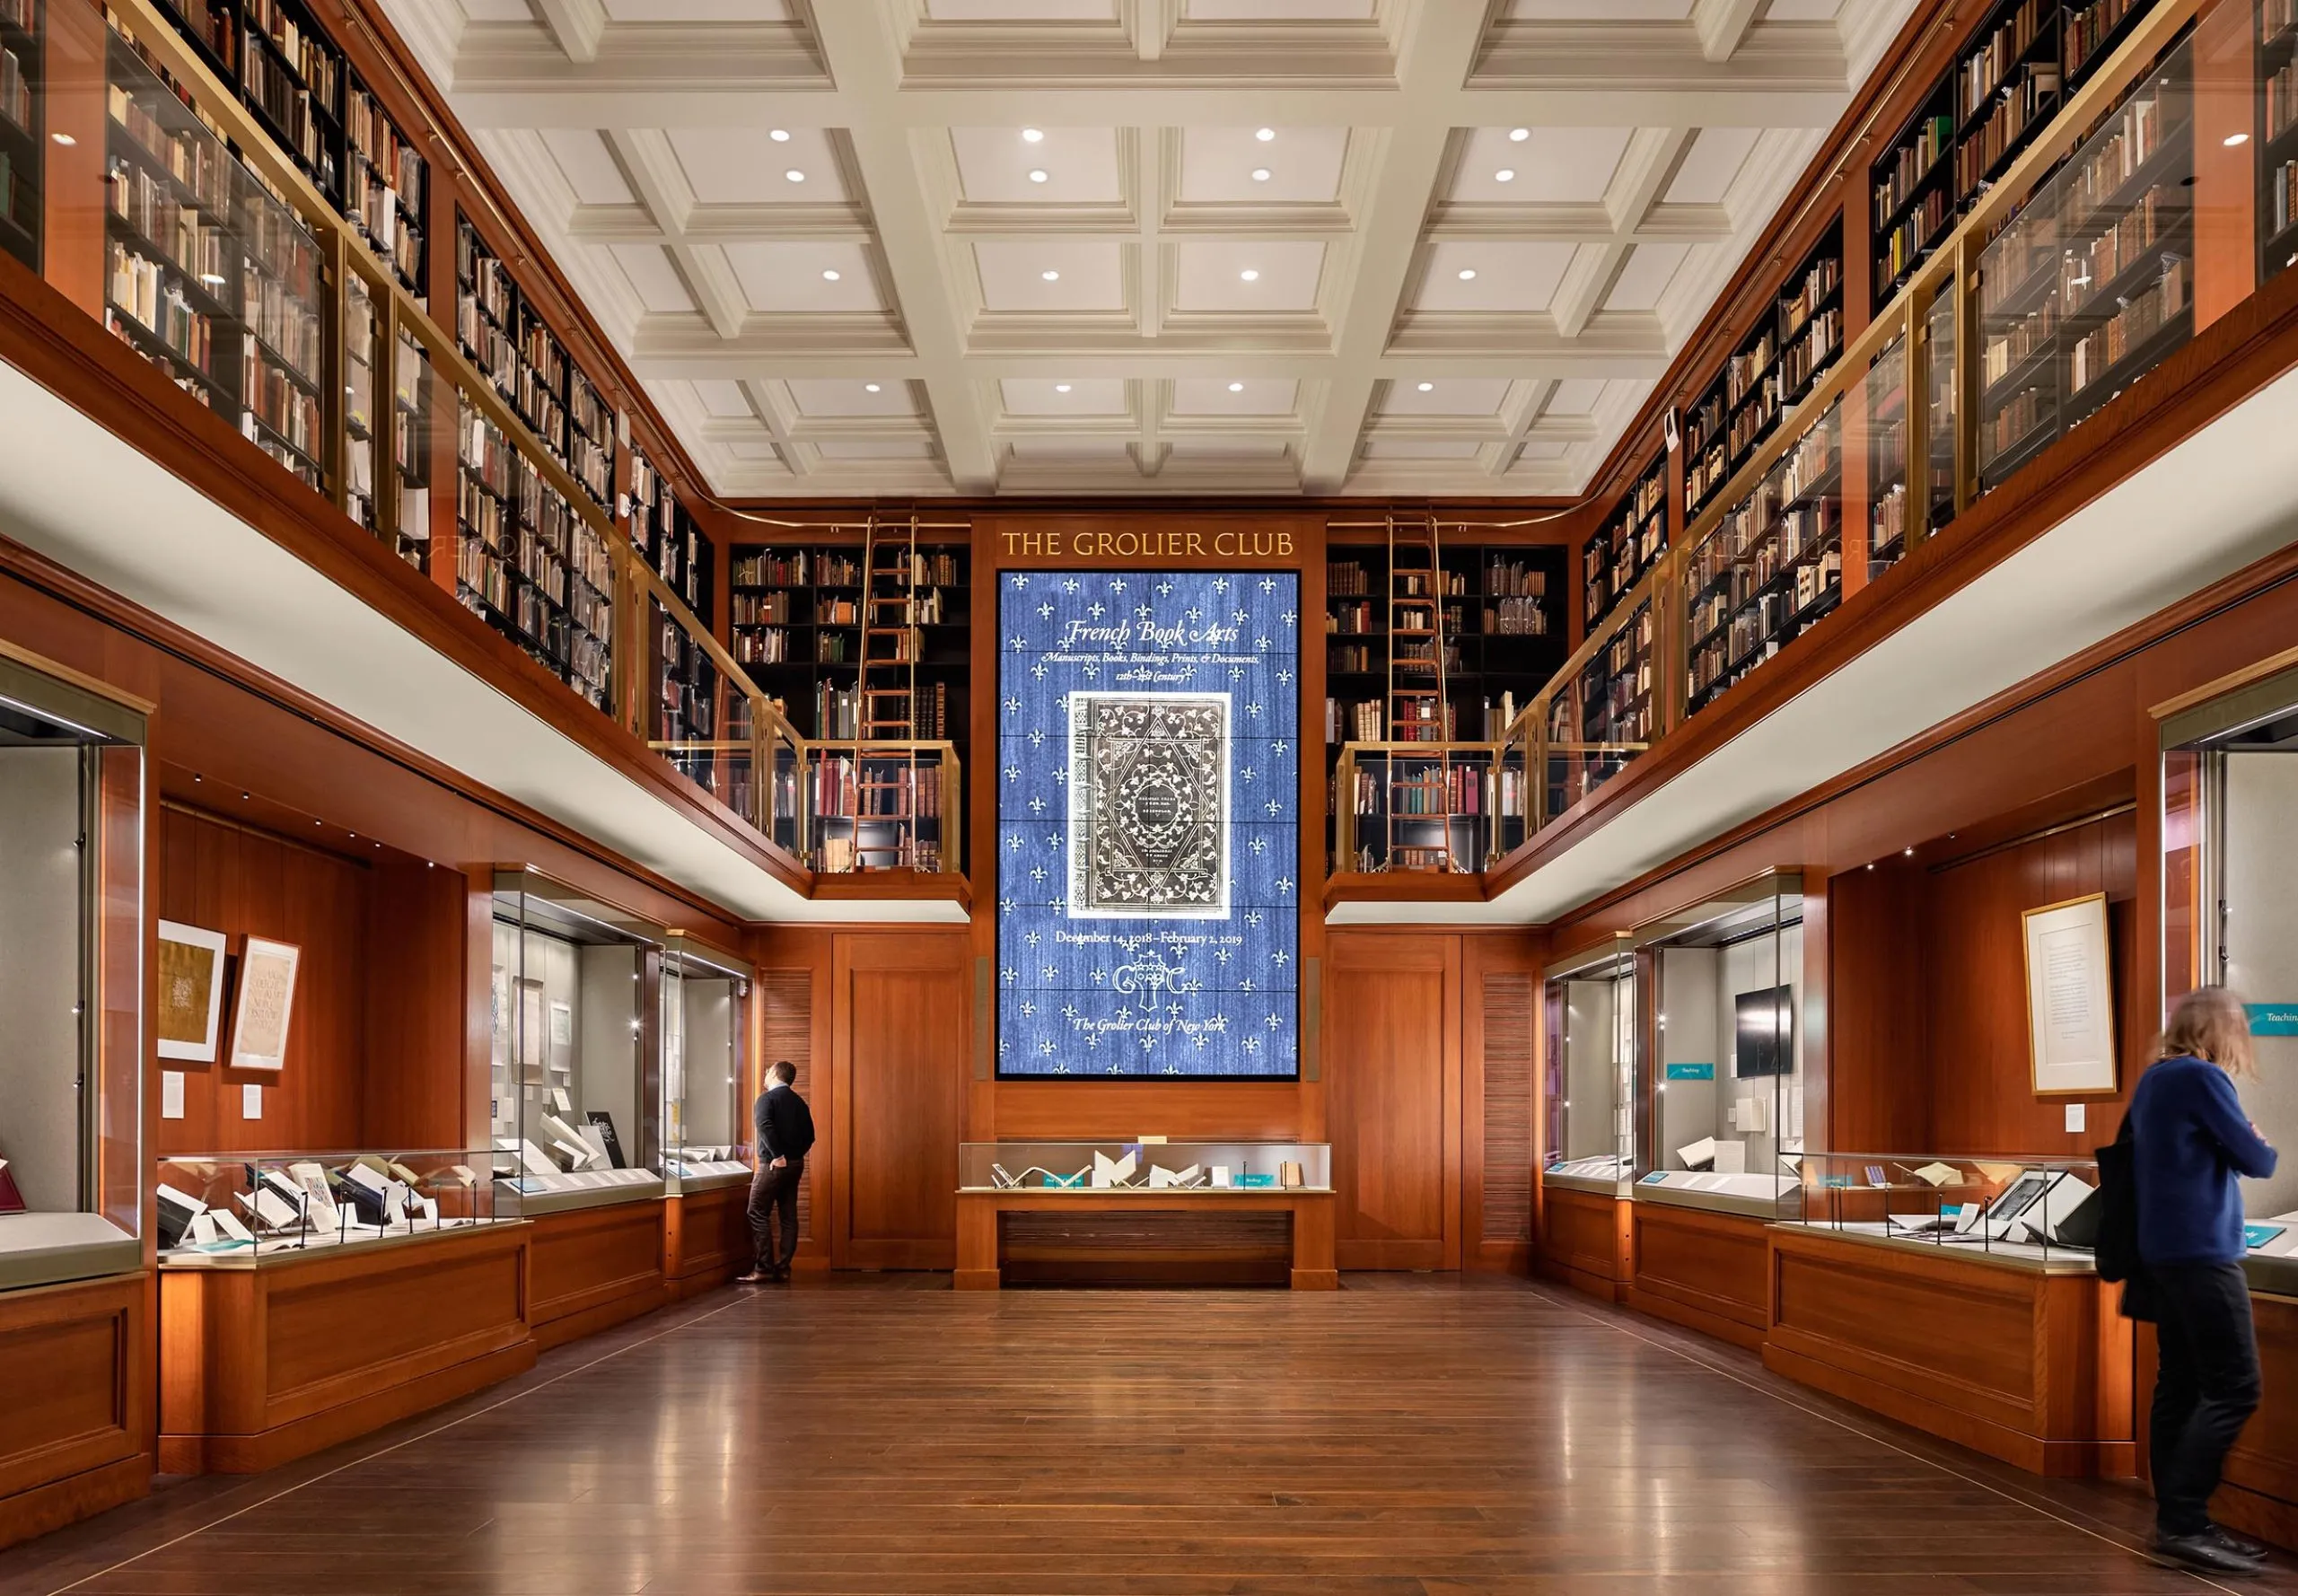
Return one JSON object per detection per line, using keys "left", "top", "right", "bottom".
{"left": 1664, "top": 1062, "right": 1716, "bottom": 1081}
{"left": 2246, "top": 1004, "right": 2298, "bottom": 1037}
{"left": 996, "top": 569, "right": 1300, "bottom": 1078}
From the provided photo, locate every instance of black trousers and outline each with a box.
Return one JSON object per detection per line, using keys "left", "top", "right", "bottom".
{"left": 2149, "top": 1260, "right": 2262, "bottom": 1537}
{"left": 748, "top": 1158, "right": 803, "bottom": 1273}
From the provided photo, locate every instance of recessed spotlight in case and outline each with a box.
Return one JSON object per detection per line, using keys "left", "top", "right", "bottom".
{"left": 2226, "top": 131, "right": 2252, "bottom": 147}
{"left": 50, "top": 132, "right": 75, "bottom": 147}
{"left": 769, "top": 128, "right": 790, "bottom": 143}
{"left": 1022, "top": 127, "right": 1044, "bottom": 144}
{"left": 1041, "top": 269, "right": 1060, "bottom": 281}
{"left": 1509, "top": 127, "right": 1530, "bottom": 142}
{"left": 784, "top": 169, "right": 805, "bottom": 182}
{"left": 1495, "top": 169, "right": 1515, "bottom": 182}
{"left": 1457, "top": 268, "right": 1477, "bottom": 280}
{"left": 821, "top": 269, "right": 840, "bottom": 281}
{"left": 1252, "top": 168, "right": 1271, "bottom": 181}
{"left": 1029, "top": 169, "right": 1048, "bottom": 183}
{"left": 1417, "top": 381, "right": 1434, "bottom": 392}
{"left": 1054, "top": 383, "right": 1072, "bottom": 393}
{"left": 1256, "top": 127, "right": 1276, "bottom": 142}
{"left": 1239, "top": 268, "right": 1259, "bottom": 281}
{"left": 864, "top": 382, "right": 881, "bottom": 393}
{"left": 1228, "top": 381, "right": 1245, "bottom": 393}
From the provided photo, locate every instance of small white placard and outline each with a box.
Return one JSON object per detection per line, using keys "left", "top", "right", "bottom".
{"left": 162, "top": 1071, "right": 186, "bottom": 1120}
{"left": 241, "top": 1083, "right": 263, "bottom": 1119}
{"left": 2065, "top": 1102, "right": 2086, "bottom": 1134}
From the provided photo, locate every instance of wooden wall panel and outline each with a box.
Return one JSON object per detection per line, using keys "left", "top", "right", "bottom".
{"left": 1325, "top": 933, "right": 1460, "bottom": 1270}
{"left": 2208, "top": 1292, "right": 2298, "bottom": 1553}
{"left": 1539, "top": 1187, "right": 1630, "bottom": 1301}
{"left": 757, "top": 969, "right": 813, "bottom": 1242}
{"left": 156, "top": 805, "right": 369, "bottom": 1153}
{"left": 362, "top": 860, "right": 468, "bottom": 1148}
{"left": 525, "top": 1201, "right": 669, "bottom": 1350}
{"left": 1472, "top": 960, "right": 1535, "bottom": 1261}
{"left": 834, "top": 934, "right": 969, "bottom": 1270}
{"left": 1923, "top": 811, "right": 2141, "bottom": 1154}
{"left": 0, "top": 1274, "right": 146, "bottom": 1547}
{"left": 1627, "top": 1204, "right": 1769, "bottom": 1350}
{"left": 1827, "top": 863, "right": 1931, "bottom": 1153}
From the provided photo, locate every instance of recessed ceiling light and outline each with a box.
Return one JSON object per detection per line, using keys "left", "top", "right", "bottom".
{"left": 1509, "top": 127, "right": 1530, "bottom": 142}
{"left": 1240, "top": 268, "right": 1259, "bottom": 281}
{"left": 1252, "top": 168, "right": 1271, "bottom": 181}
{"left": 1054, "top": 383, "right": 1072, "bottom": 393}
{"left": 50, "top": 132, "right": 75, "bottom": 147}
{"left": 821, "top": 269, "right": 840, "bottom": 281}
{"left": 1458, "top": 268, "right": 1478, "bottom": 280}
{"left": 1029, "top": 169, "right": 1048, "bottom": 183}
{"left": 1495, "top": 169, "right": 1515, "bottom": 182}
{"left": 1022, "top": 127, "right": 1044, "bottom": 143}
{"left": 1041, "top": 269, "right": 1060, "bottom": 281}
{"left": 784, "top": 169, "right": 805, "bottom": 182}
{"left": 2226, "top": 131, "right": 2252, "bottom": 147}
{"left": 769, "top": 128, "right": 790, "bottom": 143}
{"left": 1228, "top": 381, "right": 1245, "bottom": 392}
{"left": 1256, "top": 127, "right": 1276, "bottom": 142}
{"left": 864, "top": 382, "right": 881, "bottom": 393}
{"left": 1417, "top": 381, "right": 1434, "bottom": 392}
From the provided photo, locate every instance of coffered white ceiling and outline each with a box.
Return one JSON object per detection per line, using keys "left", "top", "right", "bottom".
{"left": 380, "top": 0, "right": 1916, "bottom": 496}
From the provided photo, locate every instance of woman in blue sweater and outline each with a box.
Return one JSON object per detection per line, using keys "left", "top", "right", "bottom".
{"left": 2131, "top": 987, "right": 2279, "bottom": 1574}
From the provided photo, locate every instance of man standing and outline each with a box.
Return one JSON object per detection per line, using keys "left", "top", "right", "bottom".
{"left": 738, "top": 1061, "right": 814, "bottom": 1284}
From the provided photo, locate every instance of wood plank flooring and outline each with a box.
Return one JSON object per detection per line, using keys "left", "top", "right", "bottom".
{"left": 0, "top": 1274, "right": 2288, "bottom": 1595}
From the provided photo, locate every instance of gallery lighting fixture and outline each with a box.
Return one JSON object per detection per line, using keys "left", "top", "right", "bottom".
{"left": 1256, "top": 127, "right": 1276, "bottom": 142}
{"left": 1054, "top": 383, "right": 1072, "bottom": 392}
{"left": 1509, "top": 127, "right": 1530, "bottom": 142}
{"left": 864, "top": 383, "right": 881, "bottom": 393}
{"left": 784, "top": 169, "right": 805, "bottom": 182}
{"left": 821, "top": 269, "right": 841, "bottom": 281}
{"left": 2227, "top": 131, "right": 2252, "bottom": 146}
{"left": 1041, "top": 269, "right": 1060, "bottom": 281}
{"left": 1029, "top": 169, "right": 1048, "bottom": 183}
{"left": 1252, "top": 168, "right": 1271, "bottom": 181}
{"left": 1903, "top": 846, "right": 1916, "bottom": 856}
{"left": 769, "top": 128, "right": 790, "bottom": 142}
{"left": 1022, "top": 127, "right": 1044, "bottom": 143}
{"left": 1228, "top": 381, "right": 1245, "bottom": 392}
{"left": 1417, "top": 381, "right": 1434, "bottom": 392}
{"left": 51, "top": 132, "right": 74, "bottom": 146}
{"left": 1458, "top": 268, "right": 1477, "bottom": 280}
{"left": 1495, "top": 169, "right": 1515, "bottom": 182}
{"left": 1240, "top": 268, "right": 1259, "bottom": 281}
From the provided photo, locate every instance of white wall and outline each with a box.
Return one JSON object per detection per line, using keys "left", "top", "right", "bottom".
{"left": 1563, "top": 978, "right": 1621, "bottom": 1162}
{"left": 2222, "top": 752, "right": 2298, "bottom": 1218}
{"left": 0, "top": 749, "right": 84, "bottom": 1212}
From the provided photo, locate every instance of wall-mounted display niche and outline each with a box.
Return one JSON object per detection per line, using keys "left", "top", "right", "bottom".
{"left": 490, "top": 871, "right": 663, "bottom": 1215}
{"left": 1634, "top": 873, "right": 1807, "bottom": 1220}
{"left": 662, "top": 934, "right": 751, "bottom": 1191}
{"left": 0, "top": 656, "right": 145, "bottom": 1292}
{"left": 1542, "top": 936, "right": 1636, "bottom": 1197}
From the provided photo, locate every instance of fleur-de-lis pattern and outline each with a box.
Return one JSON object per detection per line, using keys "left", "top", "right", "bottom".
{"left": 998, "top": 569, "right": 1299, "bottom": 1078}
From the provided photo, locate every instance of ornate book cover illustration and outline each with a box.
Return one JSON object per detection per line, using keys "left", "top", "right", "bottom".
{"left": 1068, "top": 692, "right": 1229, "bottom": 918}
{"left": 997, "top": 569, "right": 1299, "bottom": 1079}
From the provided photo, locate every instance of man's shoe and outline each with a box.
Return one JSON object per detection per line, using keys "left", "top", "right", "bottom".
{"left": 2211, "top": 1525, "right": 2271, "bottom": 1562}
{"left": 2152, "top": 1531, "right": 2266, "bottom": 1574}
{"left": 734, "top": 1270, "right": 771, "bottom": 1284}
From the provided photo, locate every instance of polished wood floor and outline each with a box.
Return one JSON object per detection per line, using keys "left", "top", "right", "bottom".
{"left": 1, "top": 1275, "right": 2290, "bottom": 1595}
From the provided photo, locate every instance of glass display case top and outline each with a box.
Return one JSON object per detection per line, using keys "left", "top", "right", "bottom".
{"left": 662, "top": 933, "right": 752, "bottom": 1190}
{"left": 1635, "top": 873, "right": 1805, "bottom": 1218}
{"left": 1781, "top": 1153, "right": 2101, "bottom": 1272}
{"left": 0, "top": 656, "right": 145, "bottom": 1293}
{"left": 491, "top": 870, "right": 665, "bottom": 1214}
{"left": 1543, "top": 934, "right": 1636, "bottom": 1195}
{"left": 959, "top": 1141, "right": 1330, "bottom": 1193}
{"left": 155, "top": 1149, "right": 515, "bottom": 1266}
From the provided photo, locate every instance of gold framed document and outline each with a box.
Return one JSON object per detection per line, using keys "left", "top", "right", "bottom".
{"left": 2022, "top": 892, "right": 2117, "bottom": 1098}
{"left": 156, "top": 920, "right": 228, "bottom": 1063}
{"left": 227, "top": 936, "right": 301, "bottom": 1073}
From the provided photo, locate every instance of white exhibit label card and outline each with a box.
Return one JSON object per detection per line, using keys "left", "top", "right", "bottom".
{"left": 162, "top": 1071, "right": 186, "bottom": 1120}
{"left": 241, "top": 1083, "right": 263, "bottom": 1120}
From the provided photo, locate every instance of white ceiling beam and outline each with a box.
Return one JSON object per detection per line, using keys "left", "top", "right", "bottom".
{"left": 569, "top": 202, "right": 873, "bottom": 246}
{"left": 805, "top": 4, "right": 996, "bottom": 494}
{"left": 1296, "top": 2, "right": 1487, "bottom": 495}
{"left": 606, "top": 129, "right": 750, "bottom": 342}
{"left": 1690, "top": 0, "right": 1764, "bottom": 63}
{"left": 531, "top": 0, "right": 606, "bottom": 64}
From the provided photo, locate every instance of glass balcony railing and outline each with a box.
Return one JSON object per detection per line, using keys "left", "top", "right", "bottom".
{"left": 0, "top": 0, "right": 969, "bottom": 884}
{"left": 1331, "top": 0, "right": 2259, "bottom": 884}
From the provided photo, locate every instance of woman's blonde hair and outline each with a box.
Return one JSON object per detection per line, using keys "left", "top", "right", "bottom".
{"left": 2153, "top": 986, "right": 2257, "bottom": 1078}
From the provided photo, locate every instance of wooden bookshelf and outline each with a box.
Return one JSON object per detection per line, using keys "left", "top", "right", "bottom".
{"left": 627, "top": 443, "right": 712, "bottom": 618}
{"left": 0, "top": 0, "right": 41, "bottom": 276}
{"left": 2259, "top": 0, "right": 2298, "bottom": 282}
{"left": 1685, "top": 220, "right": 1843, "bottom": 521}
{"left": 726, "top": 539, "right": 969, "bottom": 765}
{"left": 1323, "top": 537, "right": 1566, "bottom": 872}
{"left": 1583, "top": 450, "right": 1668, "bottom": 632}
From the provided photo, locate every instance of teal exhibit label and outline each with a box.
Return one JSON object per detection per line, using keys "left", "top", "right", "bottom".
{"left": 1664, "top": 1062, "right": 1716, "bottom": 1081}
{"left": 2246, "top": 1004, "right": 2298, "bottom": 1037}
{"left": 2247, "top": 1223, "right": 2287, "bottom": 1250}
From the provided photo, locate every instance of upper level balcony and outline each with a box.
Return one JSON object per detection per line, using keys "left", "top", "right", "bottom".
{"left": 1328, "top": 0, "right": 2298, "bottom": 924}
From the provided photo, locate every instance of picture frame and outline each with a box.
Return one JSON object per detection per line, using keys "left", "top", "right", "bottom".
{"left": 518, "top": 978, "right": 548, "bottom": 1073}
{"left": 2022, "top": 891, "right": 2118, "bottom": 1098}
{"left": 227, "top": 936, "right": 301, "bottom": 1073}
{"left": 156, "top": 920, "right": 229, "bottom": 1063}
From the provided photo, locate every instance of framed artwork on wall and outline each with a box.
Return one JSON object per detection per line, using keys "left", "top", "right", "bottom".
{"left": 156, "top": 920, "right": 229, "bottom": 1063}
{"left": 2023, "top": 892, "right": 2118, "bottom": 1097}
{"left": 227, "top": 936, "right": 301, "bottom": 1072}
